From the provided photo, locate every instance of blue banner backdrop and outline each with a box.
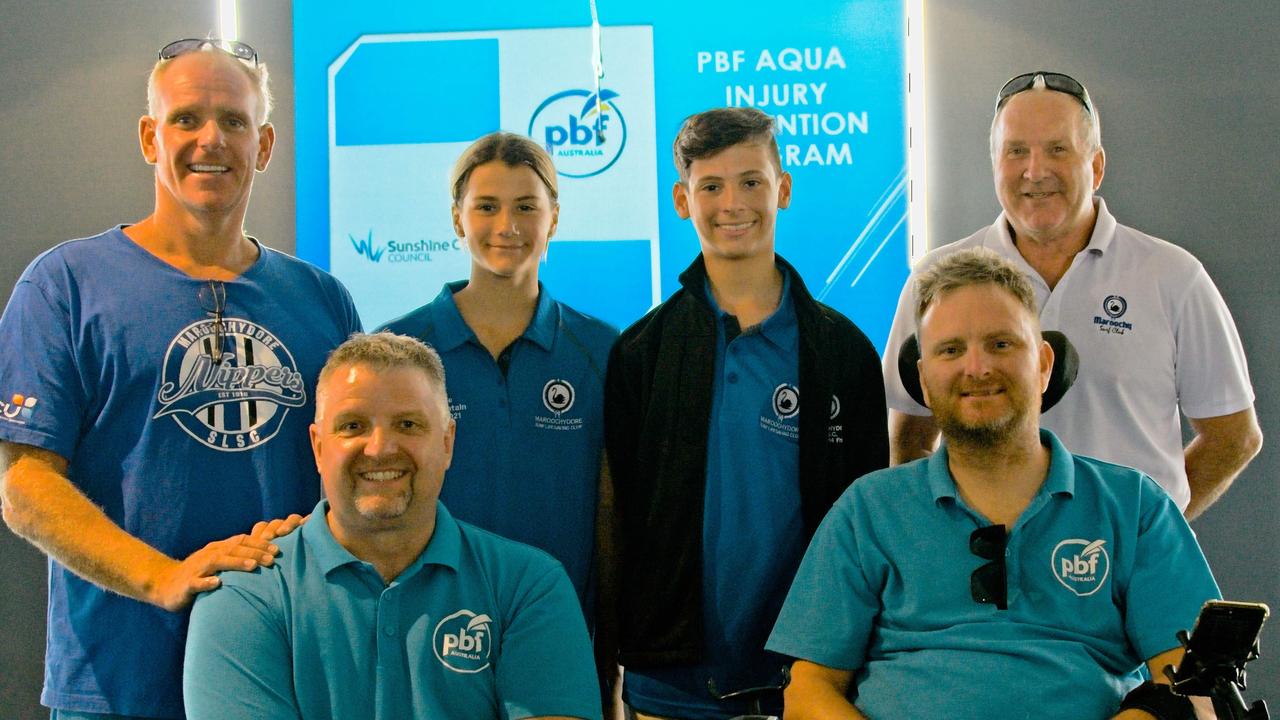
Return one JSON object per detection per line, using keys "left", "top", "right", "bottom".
{"left": 295, "top": 1, "right": 910, "bottom": 349}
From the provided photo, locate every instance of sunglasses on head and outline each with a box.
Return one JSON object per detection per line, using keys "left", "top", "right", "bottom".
{"left": 158, "top": 38, "right": 258, "bottom": 67}
{"left": 996, "top": 71, "right": 1092, "bottom": 115}
{"left": 970, "top": 524, "right": 1008, "bottom": 610}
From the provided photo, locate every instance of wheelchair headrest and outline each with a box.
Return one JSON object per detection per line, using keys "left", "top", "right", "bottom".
{"left": 897, "top": 330, "right": 1080, "bottom": 413}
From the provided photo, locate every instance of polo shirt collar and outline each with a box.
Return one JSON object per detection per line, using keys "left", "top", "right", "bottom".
{"left": 305, "top": 499, "right": 463, "bottom": 579}
{"left": 426, "top": 280, "right": 559, "bottom": 353}
{"left": 926, "top": 427, "right": 1075, "bottom": 504}
{"left": 522, "top": 282, "right": 559, "bottom": 352}
{"left": 425, "top": 281, "right": 473, "bottom": 353}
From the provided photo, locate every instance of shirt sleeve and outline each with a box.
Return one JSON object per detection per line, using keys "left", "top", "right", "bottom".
{"left": 1172, "top": 265, "right": 1254, "bottom": 419}
{"left": 183, "top": 583, "right": 303, "bottom": 720}
{"left": 766, "top": 496, "right": 879, "bottom": 670}
{"left": 0, "top": 276, "right": 87, "bottom": 458}
{"left": 1123, "top": 476, "right": 1221, "bottom": 661}
{"left": 497, "top": 564, "right": 603, "bottom": 720}
{"left": 882, "top": 272, "right": 930, "bottom": 415}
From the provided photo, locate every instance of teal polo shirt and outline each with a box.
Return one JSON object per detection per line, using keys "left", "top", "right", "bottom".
{"left": 767, "top": 430, "right": 1220, "bottom": 719}
{"left": 625, "top": 270, "right": 802, "bottom": 719}
{"left": 183, "top": 500, "right": 601, "bottom": 720}
{"left": 378, "top": 282, "right": 616, "bottom": 617}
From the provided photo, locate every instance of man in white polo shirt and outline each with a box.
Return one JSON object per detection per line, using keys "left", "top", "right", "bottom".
{"left": 883, "top": 71, "right": 1261, "bottom": 518}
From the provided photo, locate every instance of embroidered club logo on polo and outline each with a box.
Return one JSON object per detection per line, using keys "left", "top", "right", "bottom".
{"left": 772, "top": 384, "right": 800, "bottom": 420}
{"left": 1051, "top": 538, "right": 1111, "bottom": 597}
{"left": 829, "top": 394, "right": 841, "bottom": 420}
{"left": 1093, "top": 294, "right": 1133, "bottom": 335}
{"left": 433, "top": 609, "right": 494, "bottom": 673}
{"left": 542, "top": 378, "right": 576, "bottom": 415}
{"left": 153, "top": 318, "right": 307, "bottom": 451}
{"left": 535, "top": 378, "right": 584, "bottom": 431}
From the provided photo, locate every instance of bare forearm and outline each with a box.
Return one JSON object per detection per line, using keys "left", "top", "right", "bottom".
{"left": 889, "top": 410, "right": 940, "bottom": 466}
{"left": 2, "top": 443, "right": 285, "bottom": 611}
{"left": 1184, "top": 408, "right": 1263, "bottom": 520}
{"left": 2, "top": 452, "right": 177, "bottom": 605}
{"left": 784, "top": 661, "right": 866, "bottom": 720}
{"left": 784, "top": 685, "right": 867, "bottom": 720}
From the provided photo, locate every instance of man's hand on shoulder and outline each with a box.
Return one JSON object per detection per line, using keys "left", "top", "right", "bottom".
{"left": 149, "top": 532, "right": 283, "bottom": 612}
{"left": 153, "top": 512, "right": 307, "bottom": 611}
{"left": 252, "top": 513, "right": 307, "bottom": 541}
{"left": 2, "top": 439, "right": 300, "bottom": 612}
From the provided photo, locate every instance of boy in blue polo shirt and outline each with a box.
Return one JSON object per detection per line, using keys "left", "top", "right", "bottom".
{"left": 183, "top": 333, "right": 601, "bottom": 720}
{"left": 603, "top": 107, "right": 888, "bottom": 719}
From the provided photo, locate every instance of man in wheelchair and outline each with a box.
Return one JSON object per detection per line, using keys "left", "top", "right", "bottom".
{"left": 767, "top": 249, "right": 1218, "bottom": 720}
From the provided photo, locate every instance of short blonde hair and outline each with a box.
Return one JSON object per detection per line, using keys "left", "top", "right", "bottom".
{"left": 146, "top": 48, "right": 273, "bottom": 125}
{"left": 914, "top": 248, "right": 1038, "bottom": 326}
{"left": 316, "top": 332, "right": 448, "bottom": 418}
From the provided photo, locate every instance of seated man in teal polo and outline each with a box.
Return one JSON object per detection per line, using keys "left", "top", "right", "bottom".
{"left": 183, "top": 332, "right": 601, "bottom": 720}
{"left": 767, "top": 249, "right": 1218, "bottom": 720}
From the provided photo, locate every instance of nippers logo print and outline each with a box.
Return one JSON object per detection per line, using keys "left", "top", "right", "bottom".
{"left": 153, "top": 319, "right": 306, "bottom": 451}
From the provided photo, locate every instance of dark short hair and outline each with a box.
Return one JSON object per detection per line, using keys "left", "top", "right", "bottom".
{"left": 450, "top": 132, "right": 558, "bottom": 204}
{"left": 672, "top": 107, "right": 782, "bottom": 183}
{"left": 914, "top": 248, "right": 1039, "bottom": 326}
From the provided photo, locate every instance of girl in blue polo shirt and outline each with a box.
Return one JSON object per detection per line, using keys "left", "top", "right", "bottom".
{"left": 379, "top": 133, "right": 617, "bottom": 631}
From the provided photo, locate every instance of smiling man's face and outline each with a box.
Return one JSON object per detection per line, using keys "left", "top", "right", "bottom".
{"left": 992, "top": 89, "right": 1103, "bottom": 246}
{"left": 918, "top": 282, "right": 1051, "bottom": 449}
{"left": 311, "top": 363, "right": 454, "bottom": 535}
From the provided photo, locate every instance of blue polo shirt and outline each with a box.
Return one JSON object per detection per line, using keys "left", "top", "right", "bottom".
{"left": 378, "top": 282, "right": 616, "bottom": 617}
{"left": 767, "top": 430, "right": 1220, "bottom": 720}
{"left": 625, "top": 271, "right": 802, "bottom": 719}
{"left": 183, "top": 500, "right": 602, "bottom": 720}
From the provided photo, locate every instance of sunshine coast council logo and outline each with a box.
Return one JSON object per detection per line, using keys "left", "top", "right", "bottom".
{"left": 433, "top": 609, "right": 494, "bottom": 673}
{"left": 1051, "top": 538, "right": 1111, "bottom": 597}
{"left": 528, "top": 89, "right": 627, "bottom": 178}
{"left": 349, "top": 230, "right": 461, "bottom": 265}
{"left": 153, "top": 319, "right": 306, "bottom": 451}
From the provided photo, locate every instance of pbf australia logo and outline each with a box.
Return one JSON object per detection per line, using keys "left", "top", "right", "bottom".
{"left": 153, "top": 320, "right": 306, "bottom": 451}
{"left": 434, "top": 609, "right": 493, "bottom": 673}
{"left": 1051, "top": 538, "right": 1111, "bottom": 597}
{"left": 528, "top": 89, "right": 627, "bottom": 178}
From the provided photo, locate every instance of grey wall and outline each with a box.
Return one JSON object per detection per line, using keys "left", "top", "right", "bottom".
{"left": 923, "top": 0, "right": 1280, "bottom": 698}
{"left": 0, "top": 2, "right": 1275, "bottom": 717}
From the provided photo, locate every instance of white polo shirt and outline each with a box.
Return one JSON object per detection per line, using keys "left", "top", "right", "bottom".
{"left": 883, "top": 198, "right": 1255, "bottom": 509}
